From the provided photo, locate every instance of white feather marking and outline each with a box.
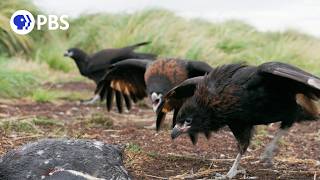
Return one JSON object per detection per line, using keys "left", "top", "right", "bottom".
{"left": 93, "top": 141, "right": 104, "bottom": 151}
{"left": 37, "top": 150, "right": 44, "bottom": 155}
{"left": 308, "top": 78, "right": 320, "bottom": 89}
{"left": 65, "top": 170, "right": 106, "bottom": 180}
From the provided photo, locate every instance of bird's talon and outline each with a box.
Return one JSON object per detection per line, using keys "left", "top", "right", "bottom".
{"left": 262, "top": 160, "right": 273, "bottom": 168}
{"left": 143, "top": 123, "right": 156, "bottom": 130}
{"left": 80, "top": 99, "right": 95, "bottom": 105}
{"left": 260, "top": 154, "right": 274, "bottom": 167}
{"left": 213, "top": 173, "right": 227, "bottom": 180}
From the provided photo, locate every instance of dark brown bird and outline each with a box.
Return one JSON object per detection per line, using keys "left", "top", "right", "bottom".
{"left": 64, "top": 42, "right": 156, "bottom": 104}
{"left": 96, "top": 58, "right": 213, "bottom": 118}
{"left": 157, "top": 62, "right": 320, "bottom": 178}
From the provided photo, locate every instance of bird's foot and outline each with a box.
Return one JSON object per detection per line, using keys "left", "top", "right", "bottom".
{"left": 260, "top": 145, "right": 277, "bottom": 167}
{"left": 213, "top": 168, "right": 246, "bottom": 179}
{"left": 143, "top": 123, "right": 156, "bottom": 130}
{"left": 260, "top": 156, "right": 273, "bottom": 168}
{"left": 80, "top": 95, "right": 100, "bottom": 105}
{"left": 80, "top": 99, "right": 96, "bottom": 105}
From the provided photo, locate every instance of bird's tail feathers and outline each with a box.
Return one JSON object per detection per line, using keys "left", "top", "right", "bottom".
{"left": 296, "top": 93, "right": 319, "bottom": 118}
{"left": 129, "top": 41, "right": 152, "bottom": 49}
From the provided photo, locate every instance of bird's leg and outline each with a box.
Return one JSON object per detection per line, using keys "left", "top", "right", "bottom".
{"left": 81, "top": 94, "right": 100, "bottom": 105}
{"left": 226, "top": 153, "right": 244, "bottom": 178}
{"left": 143, "top": 123, "right": 156, "bottom": 129}
{"left": 260, "top": 128, "right": 288, "bottom": 167}
{"left": 214, "top": 153, "right": 246, "bottom": 179}
{"left": 215, "top": 124, "right": 253, "bottom": 179}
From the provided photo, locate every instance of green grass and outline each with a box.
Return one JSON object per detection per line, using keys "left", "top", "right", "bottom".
{"left": 30, "top": 88, "right": 87, "bottom": 103}
{"left": 31, "top": 88, "right": 60, "bottom": 103}
{"left": 127, "top": 143, "right": 142, "bottom": 153}
{"left": 32, "top": 117, "right": 63, "bottom": 126}
{"left": 0, "top": 116, "right": 63, "bottom": 134}
{"left": 1, "top": 4, "right": 320, "bottom": 98}
{"left": 33, "top": 32, "right": 73, "bottom": 72}
{"left": 0, "top": 0, "right": 43, "bottom": 55}
{"left": 0, "top": 70, "right": 38, "bottom": 98}
{"left": 65, "top": 9, "right": 320, "bottom": 75}
{"left": 85, "top": 113, "right": 113, "bottom": 129}
{"left": 0, "top": 56, "right": 39, "bottom": 98}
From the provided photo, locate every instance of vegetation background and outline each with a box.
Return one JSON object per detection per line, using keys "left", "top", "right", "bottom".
{"left": 1, "top": 0, "right": 320, "bottom": 99}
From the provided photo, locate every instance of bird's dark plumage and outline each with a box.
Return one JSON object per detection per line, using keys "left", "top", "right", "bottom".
{"left": 96, "top": 58, "right": 213, "bottom": 116}
{"left": 64, "top": 41, "right": 156, "bottom": 104}
{"left": 158, "top": 62, "right": 320, "bottom": 178}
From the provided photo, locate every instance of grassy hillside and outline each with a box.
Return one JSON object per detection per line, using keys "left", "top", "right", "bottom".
{"left": 67, "top": 10, "right": 320, "bottom": 72}
{"left": 1, "top": 0, "right": 320, "bottom": 98}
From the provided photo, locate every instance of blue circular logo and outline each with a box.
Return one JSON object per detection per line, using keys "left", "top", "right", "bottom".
{"left": 10, "top": 10, "right": 35, "bottom": 35}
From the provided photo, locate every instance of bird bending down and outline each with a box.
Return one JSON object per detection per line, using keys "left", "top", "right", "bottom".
{"left": 64, "top": 41, "right": 156, "bottom": 104}
{"left": 157, "top": 62, "right": 320, "bottom": 179}
{"left": 96, "top": 58, "right": 213, "bottom": 125}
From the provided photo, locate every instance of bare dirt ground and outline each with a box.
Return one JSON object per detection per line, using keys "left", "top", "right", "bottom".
{"left": 0, "top": 82, "right": 319, "bottom": 179}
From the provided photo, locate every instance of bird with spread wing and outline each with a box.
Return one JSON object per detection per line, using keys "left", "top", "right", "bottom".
{"left": 96, "top": 58, "right": 213, "bottom": 123}
{"left": 157, "top": 62, "right": 320, "bottom": 179}
{"left": 64, "top": 42, "right": 156, "bottom": 104}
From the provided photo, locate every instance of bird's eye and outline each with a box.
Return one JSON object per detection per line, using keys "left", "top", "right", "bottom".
{"left": 185, "top": 118, "right": 192, "bottom": 125}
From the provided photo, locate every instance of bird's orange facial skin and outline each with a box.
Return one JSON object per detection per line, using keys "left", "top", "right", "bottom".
{"left": 144, "top": 59, "right": 188, "bottom": 85}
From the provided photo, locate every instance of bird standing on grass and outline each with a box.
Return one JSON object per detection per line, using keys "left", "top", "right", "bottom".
{"left": 157, "top": 62, "right": 320, "bottom": 179}
{"left": 96, "top": 58, "right": 213, "bottom": 122}
{"left": 64, "top": 42, "right": 156, "bottom": 104}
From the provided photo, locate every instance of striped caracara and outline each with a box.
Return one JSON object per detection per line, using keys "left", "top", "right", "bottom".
{"left": 64, "top": 42, "right": 156, "bottom": 104}
{"left": 96, "top": 58, "right": 213, "bottom": 123}
{"left": 157, "top": 62, "right": 320, "bottom": 178}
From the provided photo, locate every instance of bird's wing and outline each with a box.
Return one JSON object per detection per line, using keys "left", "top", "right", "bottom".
{"left": 156, "top": 76, "right": 203, "bottom": 130}
{"left": 155, "top": 61, "right": 212, "bottom": 130}
{"left": 258, "top": 62, "right": 320, "bottom": 99}
{"left": 124, "top": 41, "right": 152, "bottom": 51}
{"left": 96, "top": 59, "right": 150, "bottom": 113}
{"left": 87, "top": 42, "right": 153, "bottom": 73}
{"left": 187, "top": 61, "right": 213, "bottom": 77}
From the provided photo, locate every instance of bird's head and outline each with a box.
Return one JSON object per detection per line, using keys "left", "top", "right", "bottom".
{"left": 151, "top": 92, "right": 163, "bottom": 112}
{"left": 171, "top": 97, "right": 213, "bottom": 145}
{"left": 64, "top": 48, "right": 85, "bottom": 60}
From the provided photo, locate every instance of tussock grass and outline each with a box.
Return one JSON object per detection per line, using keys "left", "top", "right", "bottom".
{"left": 0, "top": 57, "right": 39, "bottom": 98}
{"left": 0, "top": 116, "right": 63, "bottom": 134}
{"left": 2, "top": 4, "right": 320, "bottom": 99}
{"left": 31, "top": 88, "right": 59, "bottom": 103}
{"left": 0, "top": 0, "right": 42, "bottom": 55}
{"left": 85, "top": 113, "right": 113, "bottom": 129}
{"left": 30, "top": 88, "right": 90, "bottom": 103}
{"left": 66, "top": 9, "right": 320, "bottom": 74}
{"left": 127, "top": 143, "right": 142, "bottom": 153}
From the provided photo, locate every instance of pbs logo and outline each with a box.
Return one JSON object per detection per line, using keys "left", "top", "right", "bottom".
{"left": 10, "top": 10, "right": 35, "bottom": 35}
{"left": 10, "top": 10, "right": 69, "bottom": 35}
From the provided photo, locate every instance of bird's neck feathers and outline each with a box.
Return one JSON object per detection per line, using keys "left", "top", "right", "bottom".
{"left": 184, "top": 98, "right": 226, "bottom": 132}
{"left": 72, "top": 49, "right": 88, "bottom": 62}
{"left": 72, "top": 50, "right": 89, "bottom": 75}
{"left": 192, "top": 80, "right": 241, "bottom": 130}
{"left": 74, "top": 60, "right": 89, "bottom": 75}
{"left": 146, "top": 75, "right": 173, "bottom": 95}
{"left": 194, "top": 64, "right": 242, "bottom": 113}
{"left": 199, "top": 106, "right": 226, "bottom": 131}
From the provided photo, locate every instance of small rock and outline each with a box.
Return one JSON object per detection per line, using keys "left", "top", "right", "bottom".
{"left": 71, "top": 107, "right": 79, "bottom": 111}
{"left": 0, "top": 138, "right": 131, "bottom": 180}
{"left": 220, "top": 154, "right": 225, "bottom": 158}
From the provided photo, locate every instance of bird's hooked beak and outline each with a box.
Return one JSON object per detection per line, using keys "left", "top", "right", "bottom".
{"left": 151, "top": 92, "right": 163, "bottom": 112}
{"left": 64, "top": 50, "right": 73, "bottom": 57}
{"left": 171, "top": 123, "right": 191, "bottom": 139}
